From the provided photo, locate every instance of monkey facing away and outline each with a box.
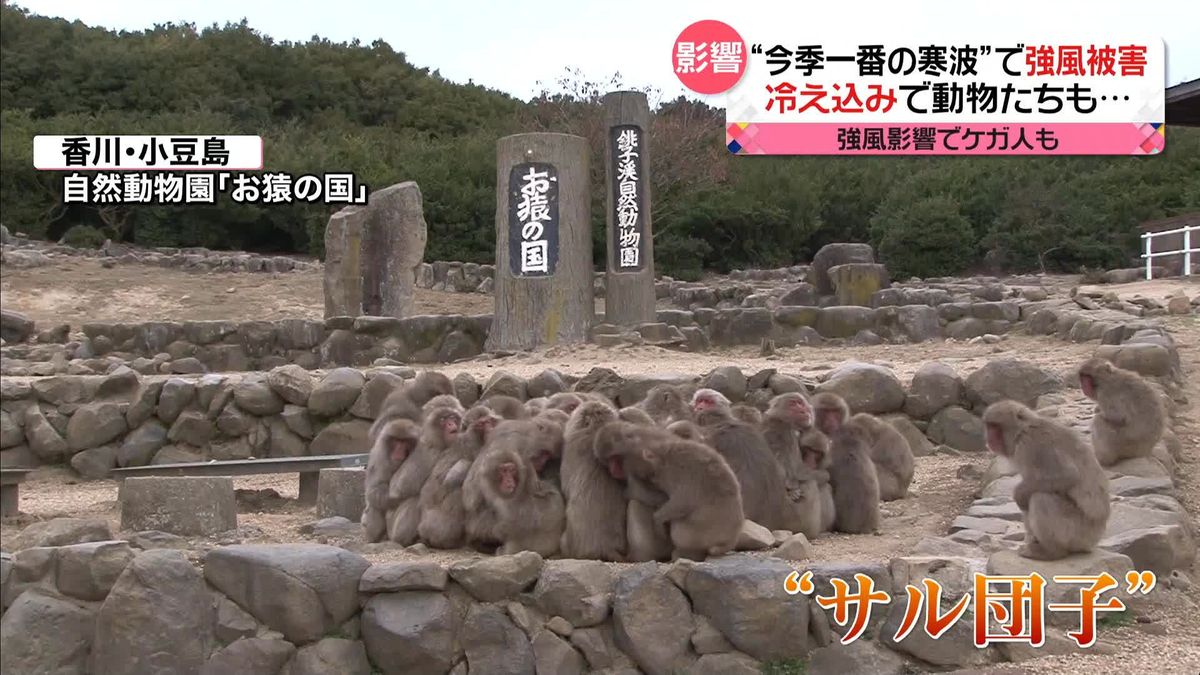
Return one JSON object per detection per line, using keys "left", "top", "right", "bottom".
{"left": 417, "top": 406, "right": 500, "bottom": 549}
{"left": 385, "top": 406, "right": 462, "bottom": 545}
{"left": 1077, "top": 357, "right": 1166, "bottom": 467}
{"left": 559, "top": 401, "right": 627, "bottom": 561}
{"left": 692, "top": 388, "right": 811, "bottom": 533}
{"left": 812, "top": 393, "right": 880, "bottom": 535}
{"left": 369, "top": 371, "right": 455, "bottom": 442}
{"left": 476, "top": 446, "right": 565, "bottom": 557}
{"left": 598, "top": 424, "right": 744, "bottom": 561}
{"left": 480, "top": 394, "right": 530, "bottom": 420}
{"left": 547, "top": 392, "right": 585, "bottom": 415}
{"left": 851, "top": 413, "right": 914, "bottom": 501}
{"left": 618, "top": 406, "right": 657, "bottom": 426}
{"left": 637, "top": 384, "right": 692, "bottom": 426}
{"left": 666, "top": 420, "right": 705, "bottom": 442}
{"left": 361, "top": 419, "right": 420, "bottom": 543}
{"left": 984, "top": 400, "right": 1111, "bottom": 560}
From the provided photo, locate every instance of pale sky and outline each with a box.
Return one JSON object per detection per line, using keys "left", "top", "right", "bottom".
{"left": 16, "top": 0, "right": 1200, "bottom": 103}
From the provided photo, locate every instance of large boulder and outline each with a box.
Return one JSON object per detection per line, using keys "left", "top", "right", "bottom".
{"left": 810, "top": 243, "right": 875, "bottom": 295}
{"left": 0, "top": 309, "right": 36, "bottom": 344}
{"left": 827, "top": 263, "right": 889, "bottom": 306}
{"left": 362, "top": 591, "right": 462, "bottom": 674}
{"left": 964, "top": 359, "right": 1063, "bottom": 410}
{"left": 0, "top": 589, "right": 96, "bottom": 673}
{"left": 815, "top": 362, "right": 905, "bottom": 414}
{"left": 612, "top": 565, "right": 696, "bottom": 675}
{"left": 904, "top": 362, "right": 963, "bottom": 419}
{"left": 65, "top": 401, "right": 128, "bottom": 452}
{"left": 308, "top": 368, "right": 366, "bottom": 417}
{"left": 9, "top": 517, "right": 112, "bottom": 551}
{"left": 91, "top": 549, "right": 214, "bottom": 674}
{"left": 324, "top": 181, "right": 428, "bottom": 318}
{"left": 682, "top": 556, "right": 808, "bottom": 661}
{"left": 462, "top": 604, "right": 536, "bottom": 675}
{"left": 204, "top": 544, "right": 370, "bottom": 644}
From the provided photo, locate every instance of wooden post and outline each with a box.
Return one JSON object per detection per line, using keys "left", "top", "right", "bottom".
{"left": 603, "top": 91, "right": 656, "bottom": 326}
{"left": 486, "top": 133, "right": 593, "bottom": 351}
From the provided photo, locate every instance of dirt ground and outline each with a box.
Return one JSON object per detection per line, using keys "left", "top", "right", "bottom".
{"left": 1, "top": 260, "right": 1198, "bottom": 673}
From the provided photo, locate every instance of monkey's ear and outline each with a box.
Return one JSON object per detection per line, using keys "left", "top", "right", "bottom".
{"left": 639, "top": 447, "right": 660, "bottom": 467}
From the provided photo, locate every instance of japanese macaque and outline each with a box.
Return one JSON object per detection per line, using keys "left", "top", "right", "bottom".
{"left": 983, "top": 400, "right": 1111, "bottom": 560}
{"left": 593, "top": 421, "right": 674, "bottom": 562}
{"left": 361, "top": 419, "right": 420, "bottom": 543}
{"left": 525, "top": 397, "right": 550, "bottom": 415}
{"left": 529, "top": 413, "right": 567, "bottom": 488}
{"left": 637, "top": 384, "right": 692, "bottom": 426}
{"left": 477, "top": 447, "right": 566, "bottom": 557}
{"left": 461, "top": 419, "right": 551, "bottom": 552}
{"left": 417, "top": 406, "right": 500, "bottom": 549}
{"left": 369, "top": 371, "right": 454, "bottom": 441}
{"left": 691, "top": 388, "right": 811, "bottom": 533}
{"left": 1077, "top": 358, "right": 1166, "bottom": 467}
{"left": 599, "top": 423, "right": 744, "bottom": 561}
{"left": 480, "top": 394, "right": 529, "bottom": 420}
{"left": 851, "top": 413, "right": 914, "bottom": 501}
{"left": 800, "top": 429, "right": 836, "bottom": 533}
{"left": 666, "top": 420, "right": 705, "bottom": 442}
{"left": 547, "top": 392, "right": 585, "bottom": 415}
{"left": 385, "top": 406, "right": 462, "bottom": 545}
{"left": 618, "top": 406, "right": 657, "bottom": 426}
{"left": 731, "top": 404, "right": 764, "bottom": 426}
{"left": 422, "top": 394, "right": 465, "bottom": 415}
{"left": 812, "top": 393, "right": 880, "bottom": 535}
{"left": 559, "top": 401, "right": 627, "bottom": 561}
{"left": 762, "top": 393, "right": 814, "bottom": 485}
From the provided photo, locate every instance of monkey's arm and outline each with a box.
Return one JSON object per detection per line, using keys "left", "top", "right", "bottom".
{"left": 652, "top": 496, "right": 692, "bottom": 528}
{"left": 388, "top": 462, "right": 430, "bottom": 501}
{"left": 443, "top": 459, "right": 472, "bottom": 487}
{"left": 626, "top": 475, "right": 668, "bottom": 508}
{"left": 1013, "top": 480, "right": 1032, "bottom": 510}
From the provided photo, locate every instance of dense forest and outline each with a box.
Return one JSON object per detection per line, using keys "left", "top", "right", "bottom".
{"left": 2, "top": 6, "right": 1198, "bottom": 280}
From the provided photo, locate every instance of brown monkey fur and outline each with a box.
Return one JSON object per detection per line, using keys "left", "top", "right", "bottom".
{"left": 618, "top": 406, "right": 657, "bottom": 426}
{"left": 851, "top": 413, "right": 914, "bottom": 501}
{"left": 593, "top": 421, "right": 675, "bottom": 562}
{"left": 384, "top": 406, "right": 462, "bottom": 544}
{"left": 463, "top": 415, "right": 561, "bottom": 552}
{"left": 1077, "top": 357, "right": 1166, "bottom": 467}
{"left": 666, "top": 420, "right": 705, "bottom": 442}
{"left": 361, "top": 419, "right": 420, "bottom": 543}
{"left": 601, "top": 429, "right": 744, "bottom": 561}
{"left": 799, "top": 429, "right": 836, "bottom": 533}
{"left": 480, "top": 394, "right": 530, "bottom": 420}
{"left": 547, "top": 392, "right": 585, "bottom": 415}
{"left": 369, "top": 371, "right": 454, "bottom": 442}
{"left": 691, "top": 388, "right": 809, "bottom": 533}
{"left": 731, "top": 404, "right": 764, "bottom": 426}
{"left": 559, "top": 401, "right": 627, "bottom": 561}
{"left": 477, "top": 447, "right": 565, "bottom": 557}
{"left": 983, "top": 400, "right": 1111, "bottom": 560}
{"left": 417, "top": 406, "right": 499, "bottom": 549}
{"left": 422, "top": 394, "right": 464, "bottom": 415}
{"left": 525, "top": 397, "right": 549, "bottom": 415}
{"left": 761, "top": 392, "right": 814, "bottom": 485}
{"left": 812, "top": 392, "right": 880, "bottom": 534}
{"left": 637, "top": 384, "right": 692, "bottom": 425}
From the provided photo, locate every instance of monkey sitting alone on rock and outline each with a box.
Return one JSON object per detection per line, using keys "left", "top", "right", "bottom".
{"left": 1077, "top": 357, "right": 1166, "bottom": 467}
{"left": 983, "top": 400, "right": 1111, "bottom": 561}
{"left": 812, "top": 392, "right": 880, "bottom": 535}
{"left": 851, "top": 413, "right": 914, "bottom": 501}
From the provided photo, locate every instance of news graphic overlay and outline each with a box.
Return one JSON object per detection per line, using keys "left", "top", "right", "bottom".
{"left": 33, "top": 135, "right": 368, "bottom": 205}
{"left": 671, "top": 27, "right": 1166, "bottom": 156}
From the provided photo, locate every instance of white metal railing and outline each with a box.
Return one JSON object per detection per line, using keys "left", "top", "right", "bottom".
{"left": 1142, "top": 224, "right": 1198, "bottom": 280}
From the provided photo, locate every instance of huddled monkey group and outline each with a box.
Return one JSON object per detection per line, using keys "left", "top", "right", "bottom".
{"left": 361, "top": 355, "right": 1166, "bottom": 564}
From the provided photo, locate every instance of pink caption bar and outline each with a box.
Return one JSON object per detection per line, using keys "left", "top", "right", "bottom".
{"left": 725, "top": 122, "right": 1166, "bottom": 156}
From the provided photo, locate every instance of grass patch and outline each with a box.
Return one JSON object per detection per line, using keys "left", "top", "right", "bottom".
{"left": 761, "top": 658, "right": 808, "bottom": 675}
